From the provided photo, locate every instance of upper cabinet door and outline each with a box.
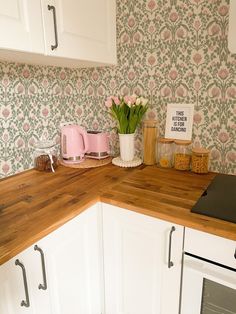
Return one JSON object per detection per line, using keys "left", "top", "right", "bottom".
{"left": 41, "top": 0, "right": 117, "bottom": 65}
{"left": 0, "top": 0, "right": 44, "bottom": 53}
{"left": 228, "top": 0, "right": 236, "bottom": 53}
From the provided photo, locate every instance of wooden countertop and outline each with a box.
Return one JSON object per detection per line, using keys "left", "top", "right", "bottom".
{"left": 0, "top": 164, "right": 235, "bottom": 265}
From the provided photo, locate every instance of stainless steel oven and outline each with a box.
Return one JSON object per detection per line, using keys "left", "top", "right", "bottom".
{"left": 181, "top": 228, "right": 236, "bottom": 314}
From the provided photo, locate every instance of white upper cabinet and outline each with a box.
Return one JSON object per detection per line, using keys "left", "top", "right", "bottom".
{"left": 41, "top": 0, "right": 116, "bottom": 66}
{"left": 0, "top": 0, "right": 117, "bottom": 67}
{"left": 228, "top": 0, "right": 236, "bottom": 53}
{"left": 0, "top": 0, "right": 44, "bottom": 53}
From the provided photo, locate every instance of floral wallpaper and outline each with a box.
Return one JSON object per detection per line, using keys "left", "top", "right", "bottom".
{"left": 0, "top": 0, "right": 235, "bottom": 178}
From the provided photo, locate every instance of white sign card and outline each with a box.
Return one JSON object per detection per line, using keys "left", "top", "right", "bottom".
{"left": 164, "top": 103, "right": 194, "bottom": 140}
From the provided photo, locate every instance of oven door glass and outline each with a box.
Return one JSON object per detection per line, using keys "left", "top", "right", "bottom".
{"left": 181, "top": 255, "right": 236, "bottom": 314}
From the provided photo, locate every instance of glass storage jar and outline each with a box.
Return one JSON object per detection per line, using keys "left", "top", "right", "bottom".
{"left": 157, "top": 138, "right": 174, "bottom": 168}
{"left": 34, "top": 140, "right": 58, "bottom": 172}
{"left": 174, "top": 140, "right": 191, "bottom": 171}
{"left": 191, "top": 147, "right": 210, "bottom": 174}
{"left": 143, "top": 120, "right": 158, "bottom": 165}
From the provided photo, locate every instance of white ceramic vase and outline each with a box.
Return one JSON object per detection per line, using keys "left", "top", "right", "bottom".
{"left": 119, "top": 133, "right": 135, "bottom": 162}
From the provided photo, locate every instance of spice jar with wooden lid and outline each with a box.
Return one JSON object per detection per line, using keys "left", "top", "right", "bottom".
{"left": 174, "top": 140, "right": 191, "bottom": 171}
{"left": 157, "top": 138, "right": 174, "bottom": 168}
{"left": 143, "top": 120, "right": 158, "bottom": 165}
{"left": 192, "top": 147, "right": 210, "bottom": 174}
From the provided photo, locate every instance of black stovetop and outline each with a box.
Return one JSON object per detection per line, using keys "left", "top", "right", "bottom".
{"left": 191, "top": 174, "right": 236, "bottom": 224}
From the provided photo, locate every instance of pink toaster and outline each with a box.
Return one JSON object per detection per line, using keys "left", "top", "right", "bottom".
{"left": 85, "top": 131, "right": 110, "bottom": 159}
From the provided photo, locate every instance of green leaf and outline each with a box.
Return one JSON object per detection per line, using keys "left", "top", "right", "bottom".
{"left": 108, "top": 98, "right": 148, "bottom": 134}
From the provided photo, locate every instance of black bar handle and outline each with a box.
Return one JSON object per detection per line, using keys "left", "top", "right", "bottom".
{"left": 48, "top": 5, "right": 58, "bottom": 50}
{"left": 234, "top": 248, "right": 236, "bottom": 259}
{"left": 168, "top": 226, "right": 176, "bottom": 268}
{"left": 15, "top": 259, "right": 30, "bottom": 307}
{"left": 34, "top": 245, "right": 47, "bottom": 290}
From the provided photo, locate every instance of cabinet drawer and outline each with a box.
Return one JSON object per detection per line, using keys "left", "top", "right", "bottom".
{"left": 184, "top": 228, "right": 236, "bottom": 269}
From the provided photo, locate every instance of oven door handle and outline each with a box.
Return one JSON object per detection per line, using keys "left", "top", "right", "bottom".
{"left": 184, "top": 257, "right": 236, "bottom": 289}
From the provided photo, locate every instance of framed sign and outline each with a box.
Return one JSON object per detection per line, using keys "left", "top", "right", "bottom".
{"left": 164, "top": 103, "right": 194, "bottom": 140}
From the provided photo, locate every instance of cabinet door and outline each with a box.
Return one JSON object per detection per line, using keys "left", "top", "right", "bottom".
{"left": 37, "top": 204, "right": 104, "bottom": 314}
{"left": 0, "top": 0, "right": 44, "bottom": 53}
{"left": 102, "top": 203, "right": 183, "bottom": 314}
{"left": 41, "top": 0, "right": 116, "bottom": 65}
{"left": 0, "top": 246, "right": 50, "bottom": 314}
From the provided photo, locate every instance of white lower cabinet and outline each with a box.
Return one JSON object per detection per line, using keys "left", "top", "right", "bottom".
{"left": 0, "top": 203, "right": 103, "bottom": 314}
{"left": 0, "top": 245, "right": 51, "bottom": 314}
{"left": 0, "top": 202, "right": 184, "bottom": 314}
{"left": 38, "top": 204, "right": 104, "bottom": 314}
{"left": 102, "top": 203, "right": 184, "bottom": 314}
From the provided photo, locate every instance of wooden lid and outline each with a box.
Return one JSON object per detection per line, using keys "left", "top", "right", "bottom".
{"left": 157, "top": 137, "right": 174, "bottom": 143}
{"left": 174, "top": 139, "right": 192, "bottom": 145}
{"left": 192, "top": 147, "right": 210, "bottom": 155}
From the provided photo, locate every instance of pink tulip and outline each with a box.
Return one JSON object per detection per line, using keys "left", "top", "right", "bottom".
{"left": 130, "top": 95, "right": 137, "bottom": 104}
{"left": 105, "top": 98, "right": 112, "bottom": 108}
{"left": 124, "top": 95, "right": 130, "bottom": 103}
{"left": 124, "top": 95, "right": 136, "bottom": 106}
{"left": 112, "top": 96, "right": 120, "bottom": 105}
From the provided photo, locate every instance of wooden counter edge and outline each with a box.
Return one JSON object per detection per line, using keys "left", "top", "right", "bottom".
{"left": 0, "top": 197, "right": 99, "bottom": 265}
{"left": 100, "top": 196, "right": 236, "bottom": 242}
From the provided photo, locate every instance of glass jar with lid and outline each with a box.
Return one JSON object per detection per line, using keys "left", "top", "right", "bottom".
{"left": 174, "top": 140, "right": 192, "bottom": 171}
{"left": 191, "top": 147, "right": 210, "bottom": 174}
{"left": 34, "top": 140, "right": 58, "bottom": 172}
{"left": 143, "top": 120, "right": 158, "bottom": 165}
{"left": 157, "top": 138, "right": 174, "bottom": 168}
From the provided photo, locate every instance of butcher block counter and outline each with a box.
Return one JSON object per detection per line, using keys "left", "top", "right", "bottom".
{"left": 0, "top": 164, "right": 235, "bottom": 265}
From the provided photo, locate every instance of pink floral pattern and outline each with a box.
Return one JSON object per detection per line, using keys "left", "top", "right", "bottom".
{"left": 0, "top": 0, "right": 235, "bottom": 177}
